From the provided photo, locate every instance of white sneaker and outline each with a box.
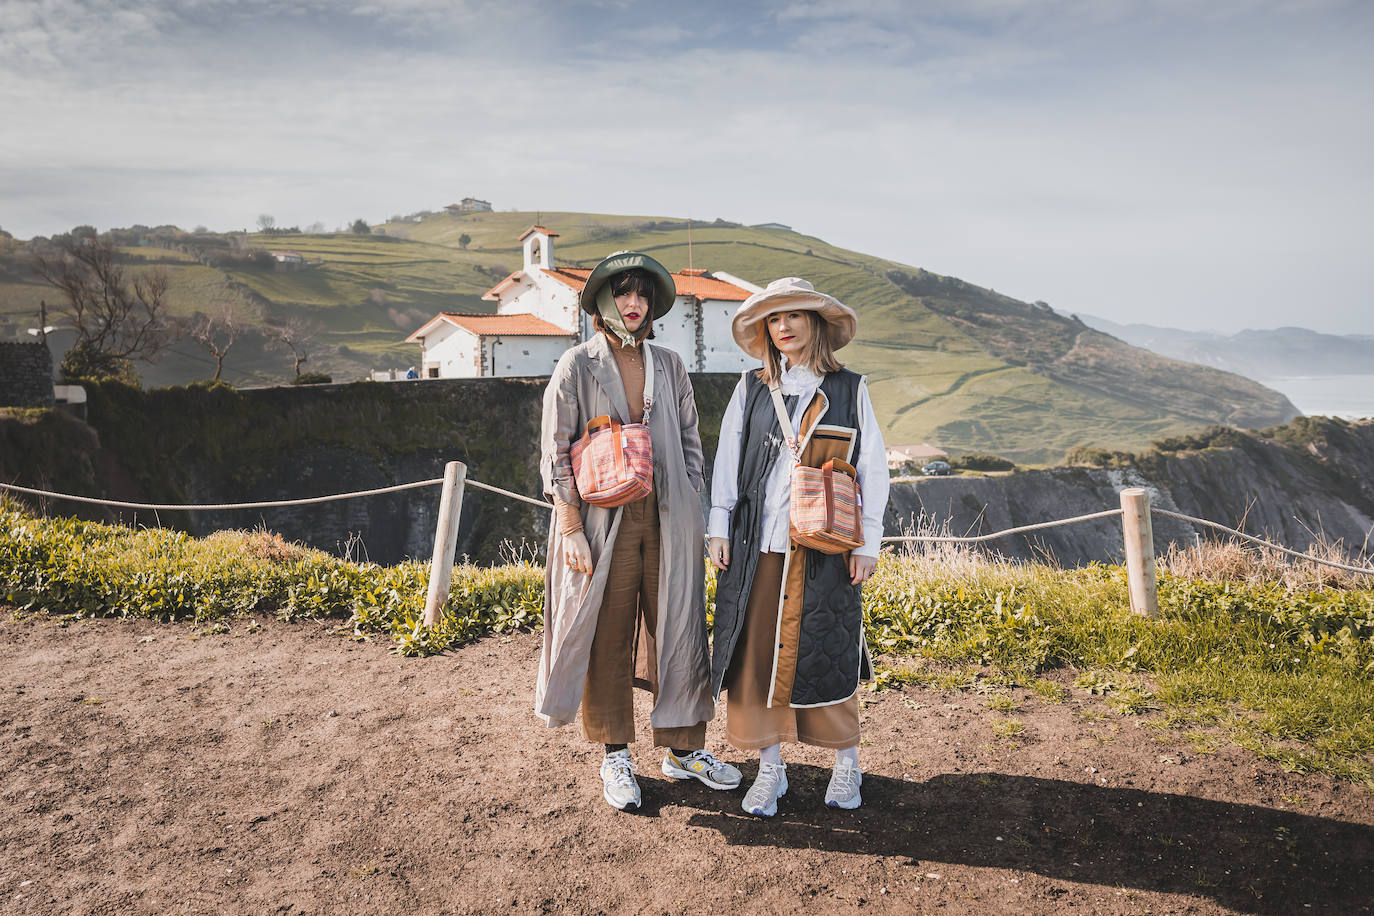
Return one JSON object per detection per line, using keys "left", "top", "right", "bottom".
{"left": 742, "top": 762, "right": 788, "bottom": 817}
{"left": 825, "top": 759, "right": 862, "bottom": 809}
{"left": 599, "top": 750, "right": 641, "bottom": 811}
{"left": 662, "top": 749, "right": 743, "bottom": 790}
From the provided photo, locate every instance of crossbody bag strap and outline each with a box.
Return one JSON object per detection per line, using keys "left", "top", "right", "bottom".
{"left": 768, "top": 383, "right": 801, "bottom": 464}
{"left": 641, "top": 343, "right": 655, "bottom": 423}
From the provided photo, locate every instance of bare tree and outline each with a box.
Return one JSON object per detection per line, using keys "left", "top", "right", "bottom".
{"left": 257, "top": 214, "right": 276, "bottom": 232}
{"left": 34, "top": 235, "right": 177, "bottom": 363}
{"left": 190, "top": 304, "right": 242, "bottom": 382}
{"left": 270, "top": 318, "right": 318, "bottom": 377}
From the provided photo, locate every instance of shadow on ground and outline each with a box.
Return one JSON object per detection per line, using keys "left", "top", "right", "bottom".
{"left": 680, "top": 768, "right": 1374, "bottom": 915}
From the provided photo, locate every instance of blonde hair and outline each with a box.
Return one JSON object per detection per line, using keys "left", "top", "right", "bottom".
{"left": 756, "top": 310, "right": 843, "bottom": 385}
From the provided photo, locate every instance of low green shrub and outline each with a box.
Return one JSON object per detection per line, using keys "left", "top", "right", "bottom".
{"left": 0, "top": 507, "right": 541, "bottom": 657}
{"left": 950, "top": 452, "right": 1015, "bottom": 472}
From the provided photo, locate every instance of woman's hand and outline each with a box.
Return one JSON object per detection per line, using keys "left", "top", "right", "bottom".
{"left": 708, "top": 537, "right": 731, "bottom": 571}
{"left": 849, "top": 553, "right": 877, "bottom": 585}
{"left": 564, "top": 531, "right": 593, "bottom": 575}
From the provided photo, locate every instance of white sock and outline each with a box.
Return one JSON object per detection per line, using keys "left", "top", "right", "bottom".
{"left": 759, "top": 743, "right": 782, "bottom": 767}
{"left": 835, "top": 745, "right": 859, "bottom": 768}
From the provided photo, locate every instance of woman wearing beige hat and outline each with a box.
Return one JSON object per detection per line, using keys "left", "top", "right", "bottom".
{"left": 536, "top": 251, "right": 741, "bottom": 812}
{"left": 708, "top": 276, "right": 889, "bottom": 817}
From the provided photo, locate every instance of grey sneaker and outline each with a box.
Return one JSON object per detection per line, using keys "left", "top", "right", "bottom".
{"left": 742, "top": 762, "right": 788, "bottom": 817}
{"left": 825, "top": 759, "right": 862, "bottom": 809}
{"left": 662, "top": 749, "right": 743, "bottom": 790}
{"left": 599, "top": 750, "right": 641, "bottom": 811}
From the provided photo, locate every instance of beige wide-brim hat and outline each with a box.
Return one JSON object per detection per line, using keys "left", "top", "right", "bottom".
{"left": 731, "top": 277, "right": 858, "bottom": 360}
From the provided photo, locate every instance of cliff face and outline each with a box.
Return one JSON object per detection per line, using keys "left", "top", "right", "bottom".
{"left": 3, "top": 381, "right": 1369, "bottom": 567}
{"left": 887, "top": 419, "right": 1374, "bottom": 564}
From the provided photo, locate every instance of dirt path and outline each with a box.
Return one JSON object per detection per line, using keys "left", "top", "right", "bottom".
{"left": 2, "top": 615, "right": 1370, "bottom": 915}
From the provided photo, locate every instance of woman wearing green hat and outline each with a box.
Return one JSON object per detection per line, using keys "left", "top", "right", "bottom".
{"left": 535, "top": 250, "right": 741, "bottom": 811}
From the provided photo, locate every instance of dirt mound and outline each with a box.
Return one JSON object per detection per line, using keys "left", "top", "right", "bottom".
{"left": 2, "top": 616, "right": 1370, "bottom": 914}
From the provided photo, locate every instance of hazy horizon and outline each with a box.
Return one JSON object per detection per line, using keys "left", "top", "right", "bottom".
{"left": 3, "top": 0, "right": 1371, "bottom": 336}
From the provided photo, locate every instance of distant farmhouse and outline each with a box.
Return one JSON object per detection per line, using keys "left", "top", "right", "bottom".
{"left": 885, "top": 443, "right": 948, "bottom": 469}
{"left": 406, "top": 226, "right": 762, "bottom": 378}
{"left": 444, "top": 198, "right": 492, "bottom": 214}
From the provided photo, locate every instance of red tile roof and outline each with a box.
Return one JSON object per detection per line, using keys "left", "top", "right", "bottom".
{"left": 481, "top": 270, "right": 525, "bottom": 301}
{"left": 671, "top": 271, "right": 752, "bottom": 301}
{"left": 443, "top": 313, "right": 572, "bottom": 337}
{"left": 519, "top": 225, "right": 560, "bottom": 240}
{"left": 532, "top": 267, "right": 751, "bottom": 301}
{"left": 542, "top": 267, "right": 592, "bottom": 292}
{"left": 407, "top": 313, "right": 573, "bottom": 341}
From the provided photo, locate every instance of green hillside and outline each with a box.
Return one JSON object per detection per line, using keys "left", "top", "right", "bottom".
{"left": 0, "top": 212, "right": 1298, "bottom": 463}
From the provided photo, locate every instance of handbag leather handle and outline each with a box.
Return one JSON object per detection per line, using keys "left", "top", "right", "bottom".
{"left": 583, "top": 414, "right": 627, "bottom": 481}
{"left": 822, "top": 458, "right": 862, "bottom": 534}
{"left": 585, "top": 414, "right": 621, "bottom": 435}
{"left": 822, "top": 458, "right": 856, "bottom": 478}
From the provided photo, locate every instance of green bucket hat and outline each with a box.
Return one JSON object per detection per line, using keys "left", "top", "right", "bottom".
{"left": 578, "top": 251, "right": 678, "bottom": 320}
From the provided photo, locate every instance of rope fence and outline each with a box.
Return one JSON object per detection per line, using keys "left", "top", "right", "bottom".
{"left": 878, "top": 508, "right": 1125, "bottom": 545}
{"left": 0, "top": 479, "right": 446, "bottom": 512}
{"left": 1152, "top": 507, "right": 1374, "bottom": 576}
{"left": 3, "top": 471, "right": 1371, "bottom": 625}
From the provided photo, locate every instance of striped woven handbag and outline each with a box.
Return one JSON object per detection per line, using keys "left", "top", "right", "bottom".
{"left": 570, "top": 345, "right": 655, "bottom": 508}
{"left": 770, "top": 384, "right": 865, "bottom": 555}
{"left": 790, "top": 458, "right": 864, "bottom": 553}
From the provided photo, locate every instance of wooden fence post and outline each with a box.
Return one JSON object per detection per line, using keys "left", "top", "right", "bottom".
{"left": 423, "top": 461, "right": 467, "bottom": 627}
{"left": 1120, "top": 487, "right": 1158, "bottom": 618}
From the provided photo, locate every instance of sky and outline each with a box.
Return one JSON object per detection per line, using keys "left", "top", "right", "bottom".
{"left": 2, "top": 0, "right": 1371, "bottom": 335}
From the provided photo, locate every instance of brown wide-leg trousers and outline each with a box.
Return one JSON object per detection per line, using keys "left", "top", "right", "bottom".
{"left": 581, "top": 492, "right": 707, "bottom": 749}
{"left": 724, "top": 552, "right": 860, "bottom": 750}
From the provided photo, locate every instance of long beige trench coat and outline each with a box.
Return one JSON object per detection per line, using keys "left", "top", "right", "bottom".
{"left": 535, "top": 333, "right": 715, "bottom": 731}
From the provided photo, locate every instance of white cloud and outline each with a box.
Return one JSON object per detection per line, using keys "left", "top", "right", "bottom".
{"left": 0, "top": 0, "right": 1370, "bottom": 332}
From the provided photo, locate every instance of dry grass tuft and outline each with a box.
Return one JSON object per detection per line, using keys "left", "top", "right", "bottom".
{"left": 887, "top": 513, "right": 1027, "bottom": 584}
{"left": 204, "top": 527, "right": 320, "bottom": 564}
{"left": 1160, "top": 535, "right": 1374, "bottom": 591}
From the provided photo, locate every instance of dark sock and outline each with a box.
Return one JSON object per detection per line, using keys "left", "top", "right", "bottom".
{"left": 605, "top": 743, "right": 627, "bottom": 754}
{"left": 670, "top": 748, "right": 695, "bottom": 758}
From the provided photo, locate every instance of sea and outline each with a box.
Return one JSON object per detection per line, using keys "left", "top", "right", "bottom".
{"left": 1259, "top": 375, "right": 1374, "bottom": 421}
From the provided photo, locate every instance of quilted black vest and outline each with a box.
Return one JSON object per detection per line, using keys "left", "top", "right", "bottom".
{"left": 710, "top": 369, "right": 867, "bottom": 705}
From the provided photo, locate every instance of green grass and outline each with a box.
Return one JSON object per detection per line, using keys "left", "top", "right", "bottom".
{"left": 0, "top": 506, "right": 542, "bottom": 657}
{"left": 862, "top": 545, "right": 1374, "bottom": 784}
{"left": 5, "top": 502, "right": 1370, "bottom": 783}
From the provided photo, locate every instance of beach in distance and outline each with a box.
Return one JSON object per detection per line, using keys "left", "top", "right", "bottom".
{"left": 1260, "top": 374, "right": 1374, "bottom": 420}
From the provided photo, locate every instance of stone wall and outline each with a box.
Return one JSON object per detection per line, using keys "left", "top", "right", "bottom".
{"left": 0, "top": 342, "right": 53, "bottom": 408}
{"left": 4, "top": 375, "right": 1370, "bottom": 567}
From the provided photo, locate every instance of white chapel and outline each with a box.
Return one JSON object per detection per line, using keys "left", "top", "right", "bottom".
{"left": 406, "top": 226, "right": 762, "bottom": 378}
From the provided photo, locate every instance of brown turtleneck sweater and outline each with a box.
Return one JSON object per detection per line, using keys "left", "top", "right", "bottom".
{"left": 555, "top": 334, "right": 647, "bottom": 535}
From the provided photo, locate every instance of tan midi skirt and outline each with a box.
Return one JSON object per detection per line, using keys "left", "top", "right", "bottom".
{"left": 723, "top": 551, "right": 859, "bottom": 750}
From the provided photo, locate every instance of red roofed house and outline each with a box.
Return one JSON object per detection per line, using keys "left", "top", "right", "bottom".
{"left": 409, "top": 225, "right": 763, "bottom": 378}
{"left": 885, "top": 443, "right": 949, "bottom": 469}
{"left": 405, "top": 312, "right": 575, "bottom": 378}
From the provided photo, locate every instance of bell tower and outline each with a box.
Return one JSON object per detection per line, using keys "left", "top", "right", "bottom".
{"left": 520, "top": 225, "right": 557, "bottom": 270}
